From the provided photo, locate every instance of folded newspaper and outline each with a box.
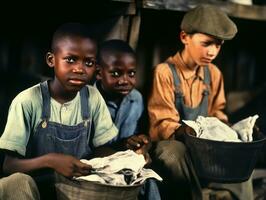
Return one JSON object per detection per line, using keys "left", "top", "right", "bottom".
{"left": 75, "top": 150, "right": 162, "bottom": 186}
{"left": 182, "top": 115, "right": 259, "bottom": 142}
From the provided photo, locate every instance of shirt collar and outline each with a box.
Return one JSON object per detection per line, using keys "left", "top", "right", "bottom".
{"left": 94, "top": 80, "right": 136, "bottom": 104}
{"left": 171, "top": 52, "right": 205, "bottom": 81}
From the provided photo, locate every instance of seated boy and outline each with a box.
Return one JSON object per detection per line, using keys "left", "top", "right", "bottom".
{"left": 148, "top": 4, "right": 253, "bottom": 200}
{"left": 95, "top": 39, "right": 161, "bottom": 200}
{"left": 0, "top": 23, "right": 140, "bottom": 199}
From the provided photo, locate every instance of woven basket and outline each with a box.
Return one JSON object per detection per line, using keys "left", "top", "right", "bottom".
{"left": 184, "top": 133, "right": 266, "bottom": 183}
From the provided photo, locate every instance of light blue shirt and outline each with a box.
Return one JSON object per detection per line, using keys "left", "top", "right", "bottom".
{"left": 0, "top": 83, "right": 118, "bottom": 156}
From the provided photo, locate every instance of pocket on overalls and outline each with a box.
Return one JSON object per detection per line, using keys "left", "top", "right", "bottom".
{"left": 51, "top": 124, "right": 90, "bottom": 158}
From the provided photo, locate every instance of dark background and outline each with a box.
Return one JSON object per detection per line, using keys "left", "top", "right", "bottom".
{"left": 0, "top": 0, "right": 266, "bottom": 135}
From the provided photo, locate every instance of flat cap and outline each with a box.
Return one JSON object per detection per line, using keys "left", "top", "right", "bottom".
{"left": 180, "top": 4, "right": 237, "bottom": 40}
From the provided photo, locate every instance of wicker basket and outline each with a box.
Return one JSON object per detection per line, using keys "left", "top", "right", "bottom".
{"left": 184, "top": 133, "right": 266, "bottom": 183}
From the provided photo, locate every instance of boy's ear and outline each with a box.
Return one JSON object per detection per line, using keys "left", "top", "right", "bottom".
{"left": 46, "top": 52, "right": 55, "bottom": 68}
{"left": 180, "top": 30, "right": 189, "bottom": 45}
{"left": 96, "top": 66, "right": 102, "bottom": 80}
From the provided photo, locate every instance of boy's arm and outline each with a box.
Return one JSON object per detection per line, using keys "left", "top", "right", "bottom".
{"left": 148, "top": 63, "right": 181, "bottom": 141}
{"left": 209, "top": 65, "right": 228, "bottom": 122}
{"left": 3, "top": 152, "right": 92, "bottom": 178}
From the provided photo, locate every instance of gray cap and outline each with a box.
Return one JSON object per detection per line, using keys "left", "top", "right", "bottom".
{"left": 180, "top": 4, "right": 237, "bottom": 40}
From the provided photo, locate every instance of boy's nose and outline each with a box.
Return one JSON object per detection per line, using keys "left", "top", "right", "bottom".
{"left": 73, "top": 68, "right": 83, "bottom": 73}
{"left": 72, "top": 64, "right": 85, "bottom": 74}
{"left": 118, "top": 75, "right": 129, "bottom": 84}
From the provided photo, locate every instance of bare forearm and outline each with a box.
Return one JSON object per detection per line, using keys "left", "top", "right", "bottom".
{"left": 3, "top": 154, "right": 53, "bottom": 175}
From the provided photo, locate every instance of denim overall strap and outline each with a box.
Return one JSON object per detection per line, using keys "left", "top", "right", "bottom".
{"left": 40, "top": 81, "right": 51, "bottom": 120}
{"left": 167, "top": 63, "right": 184, "bottom": 116}
{"left": 200, "top": 66, "right": 210, "bottom": 116}
{"left": 168, "top": 63, "right": 210, "bottom": 120}
{"left": 79, "top": 86, "right": 91, "bottom": 139}
{"left": 203, "top": 65, "right": 210, "bottom": 85}
{"left": 80, "top": 86, "right": 90, "bottom": 120}
{"left": 28, "top": 83, "right": 92, "bottom": 159}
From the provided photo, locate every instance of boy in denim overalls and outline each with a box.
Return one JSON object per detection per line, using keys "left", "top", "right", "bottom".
{"left": 95, "top": 39, "right": 161, "bottom": 200}
{"left": 0, "top": 23, "right": 129, "bottom": 199}
{"left": 148, "top": 4, "right": 253, "bottom": 200}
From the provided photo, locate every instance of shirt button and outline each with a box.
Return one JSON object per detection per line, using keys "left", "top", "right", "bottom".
{"left": 62, "top": 106, "right": 67, "bottom": 112}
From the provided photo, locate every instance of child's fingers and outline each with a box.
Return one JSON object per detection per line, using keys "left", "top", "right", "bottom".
{"left": 72, "top": 172, "right": 84, "bottom": 177}
{"left": 75, "top": 162, "right": 92, "bottom": 175}
{"left": 138, "top": 135, "right": 149, "bottom": 144}
{"left": 130, "top": 135, "right": 149, "bottom": 146}
{"left": 127, "top": 138, "right": 141, "bottom": 148}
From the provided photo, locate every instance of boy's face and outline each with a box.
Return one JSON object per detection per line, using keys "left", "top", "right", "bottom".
{"left": 97, "top": 52, "right": 137, "bottom": 97}
{"left": 181, "top": 32, "right": 223, "bottom": 66}
{"left": 47, "top": 36, "right": 97, "bottom": 92}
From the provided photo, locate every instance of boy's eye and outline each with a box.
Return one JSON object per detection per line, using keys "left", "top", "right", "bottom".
{"left": 85, "top": 59, "right": 96, "bottom": 67}
{"left": 201, "top": 42, "right": 210, "bottom": 47}
{"left": 111, "top": 71, "right": 120, "bottom": 77}
{"left": 128, "top": 71, "right": 136, "bottom": 77}
{"left": 66, "top": 57, "right": 76, "bottom": 63}
{"left": 215, "top": 44, "right": 222, "bottom": 48}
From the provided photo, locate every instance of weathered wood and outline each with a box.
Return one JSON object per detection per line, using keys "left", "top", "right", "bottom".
{"left": 142, "top": 0, "right": 266, "bottom": 21}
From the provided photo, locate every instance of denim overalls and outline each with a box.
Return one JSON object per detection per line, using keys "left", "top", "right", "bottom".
{"left": 27, "top": 81, "right": 92, "bottom": 159}
{"left": 168, "top": 63, "right": 210, "bottom": 120}
{"left": 168, "top": 64, "right": 253, "bottom": 200}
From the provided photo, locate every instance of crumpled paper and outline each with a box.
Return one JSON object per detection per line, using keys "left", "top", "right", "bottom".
{"left": 75, "top": 150, "right": 162, "bottom": 186}
{"left": 183, "top": 115, "right": 259, "bottom": 142}
{"left": 232, "top": 114, "right": 259, "bottom": 142}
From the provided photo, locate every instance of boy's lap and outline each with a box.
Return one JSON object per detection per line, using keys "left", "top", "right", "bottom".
{"left": 202, "top": 188, "right": 235, "bottom": 200}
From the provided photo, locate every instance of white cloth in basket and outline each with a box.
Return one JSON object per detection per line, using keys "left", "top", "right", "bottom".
{"left": 183, "top": 115, "right": 259, "bottom": 142}
{"left": 76, "top": 150, "right": 162, "bottom": 186}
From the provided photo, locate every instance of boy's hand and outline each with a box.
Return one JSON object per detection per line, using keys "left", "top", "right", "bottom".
{"left": 48, "top": 153, "right": 92, "bottom": 178}
{"left": 175, "top": 125, "right": 196, "bottom": 140}
{"left": 126, "top": 134, "right": 152, "bottom": 165}
{"left": 125, "top": 134, "right": 151, "bottom": 152}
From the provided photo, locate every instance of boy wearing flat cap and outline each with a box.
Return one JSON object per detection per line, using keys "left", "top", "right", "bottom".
{"left": 148, "top": 4, "right": 253, "bottom": 200}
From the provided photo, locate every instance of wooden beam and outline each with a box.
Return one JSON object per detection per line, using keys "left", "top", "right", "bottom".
{"left": 142, "top": 0, "right": 266, "bottom": 21}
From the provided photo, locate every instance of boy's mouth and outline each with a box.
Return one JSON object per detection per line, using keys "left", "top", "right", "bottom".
{"left": 201, "top": 58, "right": 212, "bottom": 63}
{"left": 116, "top": 86, "right": 132, "bottom": 91}
{"left": 69, "top": 79, "right": 86, "bottom": 85}
{"left": 116, "top": 88, "right": 132, "bottom": 95}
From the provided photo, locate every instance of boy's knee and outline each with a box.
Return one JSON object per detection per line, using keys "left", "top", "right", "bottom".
{"left": 10, "top": 173, "right": 34, "bottom": 185}
{"left": 0, "top": 173, "right": 40, "bottom": 200}
{"left": 154, "top": 140, "right": 187, "bottom": 166}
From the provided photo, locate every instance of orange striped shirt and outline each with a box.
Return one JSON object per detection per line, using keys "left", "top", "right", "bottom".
{"left": 148, "top": 52, "right": 228, "bottom": 141}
